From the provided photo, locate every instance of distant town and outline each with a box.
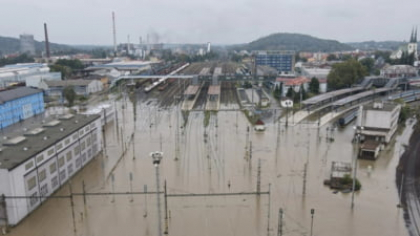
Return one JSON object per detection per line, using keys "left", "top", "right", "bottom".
{"left": 0, "top": 18, "right": 420, "bottom": 236}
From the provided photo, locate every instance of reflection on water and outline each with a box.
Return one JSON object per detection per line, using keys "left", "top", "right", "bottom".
{"left": 7, "top": 98, "right": 410, "bottom": 236}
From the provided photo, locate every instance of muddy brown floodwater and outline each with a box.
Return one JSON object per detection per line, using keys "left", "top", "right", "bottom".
{"left": 6, "top": 94, "right": 412, "bottom": 236}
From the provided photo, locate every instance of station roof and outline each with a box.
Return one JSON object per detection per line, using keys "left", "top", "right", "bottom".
{"left": 208, "top": 85, "right": 221, "bottom": 95}
{"left": 184, "top": 85, "right": 200, "bottom": 95}
{"left": 0, "top": 114, "right": 100, "bottom": 171}
{"left": 302, "top": 87, "right": 364, "bottom": 105}
{"left": 332, "top": 88, "right": 392, "bottom": 106}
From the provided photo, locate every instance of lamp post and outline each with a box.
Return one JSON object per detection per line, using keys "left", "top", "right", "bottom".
{"left": 150, "top": 151, "right": 163, "bottom": 236}
{"left": 351, "top": 126, "right": 363, "bottom": 209}
{"left": 310, "top": 209, "right": 315, "bottom": 236}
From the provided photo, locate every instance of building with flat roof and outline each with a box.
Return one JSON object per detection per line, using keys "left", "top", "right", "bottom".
{"left": 356, "top": 102, "right": 401, "bottom": 159}
{"left": 0, "top": 87, "right": 44, "bottom": 129}
{"left": 255, "top": 51, "right": 295, "bottom": 74}
{"left": 0, "top": 114, "right": 102, "bottom": 226}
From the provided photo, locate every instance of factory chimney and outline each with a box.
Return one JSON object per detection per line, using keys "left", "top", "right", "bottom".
{"left": 112, "top": 11, "right": 117, "bottom": 55}
{"left": 44, "top": 23, "right": 50, "bottom": 61}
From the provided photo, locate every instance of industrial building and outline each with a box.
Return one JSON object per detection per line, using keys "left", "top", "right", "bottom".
{"left": 255, "top": 50, "right": 295, "bottom": 74}
{"left": 0, "top": 63, "right": 61, "bottom": 88}
{"left": 0, "top": 114, "right": 102, "bottom": 226}
{"left": 0, "top": 87, "right": 44, "bottom": 129}
{"left": 39, "top": 79, "right": 104, "bottom": 98}
{"left": 19, "top": 34, "right": 35, "bottom": 56}
{"left": 356, "top": 102, "right": 401, "bottom": 159}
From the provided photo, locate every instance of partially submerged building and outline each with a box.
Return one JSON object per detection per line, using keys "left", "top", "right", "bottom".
{"left": 356, "top": 102, "right": 401, "bottom": 159}
{"left": 0, "top": 114, "right": 102, "bottom": 226}
{"left": 0, "top": 87, "right": 44, "bottom": 129}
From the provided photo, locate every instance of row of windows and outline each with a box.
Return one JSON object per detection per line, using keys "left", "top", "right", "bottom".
{"left": 25, "top": 121, "right": 98, "bottom": 171}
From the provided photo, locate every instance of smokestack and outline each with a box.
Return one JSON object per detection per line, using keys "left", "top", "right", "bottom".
{"left": 112, "top": 12, "right": 117, "bottom": 55}
{"left": 127, "top": 35, "right": 130, "bottom": 55}
{"left": 44, "top": 23, "right": 50, "bottom": 60}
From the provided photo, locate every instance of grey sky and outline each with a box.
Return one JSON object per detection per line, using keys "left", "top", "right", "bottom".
{"left": 1, "top": 0, "right": 420, "bottom": 45}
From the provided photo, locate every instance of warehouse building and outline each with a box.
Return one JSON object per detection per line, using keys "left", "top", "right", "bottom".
{"left": 0, "top": 63, "right": 61, "bottom": 88}
{"left": 0, "top": 87, "right": 44, "bottom": 129}
{"left": 0, "top": 114, "right": 102, "bottom": 226}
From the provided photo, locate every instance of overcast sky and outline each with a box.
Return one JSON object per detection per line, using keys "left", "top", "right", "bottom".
{"left": 1, "top": 0, "right": 419, "bottom": 45}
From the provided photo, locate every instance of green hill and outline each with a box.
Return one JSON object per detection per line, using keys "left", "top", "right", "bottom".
{"left": 0, "top": 35, "right": 76, "bottom": 55}
{"left": 235, "top": 33, "right": 353, "bottom": 52}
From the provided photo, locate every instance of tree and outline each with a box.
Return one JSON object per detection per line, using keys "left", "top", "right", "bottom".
{"left": 341, "top": 54, "right": 353, "bottom": 61}
{"left": 327, "top": 59, "right": 368, "bottom": 90}
{"left": 327, "top": 54, "right": 337, "bottom": 61}
{"left": 286, "top": 87, "right": 294, "bottom": 99}
{"left": 359, "top": 58, "right": 375, "bottom": 75}
{"left": 273, "top": 83, "right": 283, "bottom": 101}
{"left": 49, "top": 64, "right": 71, "bottom": 79}
{"left": 63, "top": 86, "right": 76, "bottom": 107}
{"left": 309, "top": 77, "right": 320, "bottom": 94}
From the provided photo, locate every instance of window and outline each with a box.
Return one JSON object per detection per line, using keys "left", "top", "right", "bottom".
{"left": 68, "top": 164, "right": 73, "bottom": 175}
{"left": 81, "top": 141, "right": 86, "bottom": 151}
{"left": 59, "top": 170, "right": 66, "bottom": 181}
{"left": 56, "top": 142, "right": 63, "bottom": 150}
{"left": 64, "top": 138, "right": 70, "bottom": 145}
{"left": 58, "top": 156, "right": 65, "bottom": 168}
{"left": 27, "top": 176, "right": 37, "bottom": 191}
{"left": 30, "top": 192, "right": 38, "bottom": 206}
{"left": 87, "top": 137, "right": 91, "bottom": 146}
{"left": 40, "top": 184, "right": 48, "bottom": 197}
{"left": 51, "top": 176, "right": 59, "bottom": 189}
{"left": 92, "top": 133, "right": 97, "bottom": 142}
{"left": 79, "top": 130, "right": 84, "bottom": 136}
{"left": 74, "top": 145, "right": 80, "bottom": 155}
{"left": 66, "top": 151, "right": 72, "bottom": 162}
{"left": 76, "top": 157, "right": 82, "bottom": 169}
{"left": 90, "top": 123, "right": 95, "bottom": 129}
{"left": 50, "top": 162, "right": 57, "bottom": 174}
{"left": 38, "top": 169, "right": 47, "bottom": 182}
{"left": 72, "top": 133, "right": 78, "bottom": 140}
{"left": 25, "top": 161, "right": 34, "bottom": 171}
{"left": 47, "top": 148, "right": 55, "bottom": 156}
{"left": 36, "top": 154, "right": 44, "bottom": 163}
{"left": 85, "top": 126, "right": 90, "bottom": 132}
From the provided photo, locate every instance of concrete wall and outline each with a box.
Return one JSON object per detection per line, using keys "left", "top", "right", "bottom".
{"left": 363, "top": 110, "right": 392, "bottom": 129}
{"left": 87, "top": 80, "right": 104, "bottom": 94}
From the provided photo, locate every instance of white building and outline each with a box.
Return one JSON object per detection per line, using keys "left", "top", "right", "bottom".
{"left": 0, "top": 63, "right": 61, "bottom": 88}
{"left": 39, "top": 79, "right": 104, "bottom": 98}
{"left": 390, "top": 28, "right": 418, "bottom": 61}
{"left": 82, "top": 103, "right": 115, "bottom": 127}
{"left": 356, "top": 102, "right": 401, "bottom": 159}
{"left": 0, "top": 114, "right": 102, "bottom": 226}
{"left": 380, "top": 65, "right": 418, "bottom": 78}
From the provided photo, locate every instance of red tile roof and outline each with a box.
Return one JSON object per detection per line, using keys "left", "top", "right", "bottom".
{"left": 276, "top": 76, "right": 310, "bottom": 86}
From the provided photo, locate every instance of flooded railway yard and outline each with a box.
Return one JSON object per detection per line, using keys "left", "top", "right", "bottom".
{"left": 6, "top": 81, "right": 413, "bottom": 236}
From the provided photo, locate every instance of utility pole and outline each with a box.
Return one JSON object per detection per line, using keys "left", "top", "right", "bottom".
{"left": 267, "top": 183, "right": 271, "bottom": 236}
{"left": 175, "top": 102, "right": 180, "bottom": 161}
{"left": 143, "top": 185, "right": 148, "bottom": 217}
{"left": 164, "top": 180, "right": 169, "bottom": 234}
{"left": 151, "top": 152, "right": 163, "bottom": 236}
{"left": 111, "top": 174, "right": 115, "bottom": 203}
{"left": 277, "top": 209, "right": 283, "bottom": 236}
{"left": 69, "top": 183, "right": 77, "bottom": 236}
{"left": 129, "top": 173, "right": 134, "bottom": 202}
{"left": 257, "top": 159, "right": 261, "bottom": 194}
{"left": 310, "top": 209, "right": 315, "bottom": 236}
{"left": 302, "top": 162, "right": 308, "bottom": 196}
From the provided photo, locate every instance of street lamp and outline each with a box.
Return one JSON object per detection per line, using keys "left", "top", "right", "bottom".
{"left": 150, "top": 151, "right": 163, "bottom": 236}
{"left": 351, "top": 126, "right": 364, "bottom": 209}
